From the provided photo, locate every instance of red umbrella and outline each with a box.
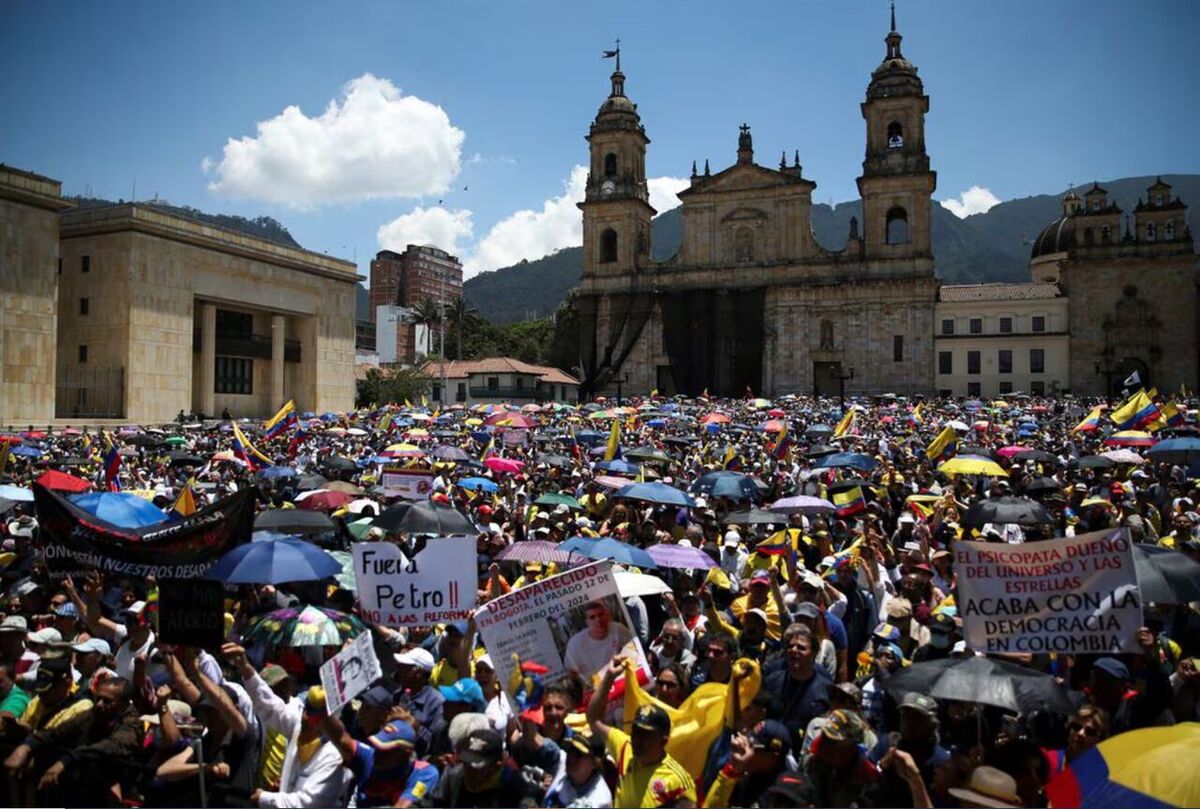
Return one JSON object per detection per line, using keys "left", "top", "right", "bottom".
{"left": 761, "top": 419, "right": 786, "bottom": 433}
{"left": 767, "top": 408, "right": 786, "bottom": 418}
{"left": 701, "top": 413, "right": 731, "bottom": 425}
{"left": 484, "top": 457, "right": 525, "bottom": 475}
{"left": 487, "top": 413, "right": 537, "bottom": 429}
{"left": 36, "top": 470, "right": 92, "bottom": 493}
{"left": 295, "top": 490, "right": 355, "bottom": 511}
{"left": 0, "top": 435, "right": 25, "bottom": 444}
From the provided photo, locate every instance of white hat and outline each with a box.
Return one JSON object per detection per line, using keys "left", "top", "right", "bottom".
{"left": 898, "top": 513, "right": 915, "bottom": 525}
{"left": 393, "top": 647, "right": 435, "bottom": 671}
{"left": 693, "top": 497, "right": 707, "bottom": 509}
{"left": 723, "top": 529, "right": 740, "bottom": 547}
{"left": 27, "top": 627, "right": 63, "bottom": 645}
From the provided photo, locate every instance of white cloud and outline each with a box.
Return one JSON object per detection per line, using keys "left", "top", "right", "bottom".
{"left": 376, "top": 167, "right": 692, "bottom": 280}
{"left": 204, "top": 73, "right": 464, "bottom": 207}
{"left": 648, "top": 176, "right": 689, "bottom": 214}
{"left": 377, "top": 206, "right": 474, "bottom": 257}
{"left": 941, "top": 185, "right": 1001, "bottom": 218}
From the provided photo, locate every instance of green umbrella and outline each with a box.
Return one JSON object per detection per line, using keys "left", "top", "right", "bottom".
{"left": 164, "top": 436, "right": 188, "bottom": 447}
{"left": 347, "top": 517, "right": 375, "bottom": 540}
{"left": 329, "top": 551, "right": 357, "bottom": 592}
{"left": 534, "top": 492, "right": 584, "bottom": 511}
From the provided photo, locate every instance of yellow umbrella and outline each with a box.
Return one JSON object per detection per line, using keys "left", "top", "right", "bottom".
{"left": 406, "top": 428, "right": 429, "bottom": 437}
{"left": 465, "top": 418, "right": 483, "bottom": 426}
{"left": 938, "top": 457, "right": 1008, "bottom": 477}
{"left": 1080, "top": 497, "right": 1118, "bottom": 511}
{"left": 991, "top": 400, "right": 1010, "bottom": 408}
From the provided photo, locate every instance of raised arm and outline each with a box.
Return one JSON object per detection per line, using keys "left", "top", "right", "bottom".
{"left": 586, "top": 656, "right": 624, "bottom": 740}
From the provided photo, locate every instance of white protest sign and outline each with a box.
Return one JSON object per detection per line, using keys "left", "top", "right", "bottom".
{"left": 319, "top": 631, "right": 382, "bottom": 715}
{"left": 502, "top": 429, "right": 528, "bottom": 447}
{"left": 352, "top": 538, "right": 476, "bottom": 627}
{"left": 473, "top": 561, "right": 650, "bottom": 695}
{"left": 956, "top": 528, "right": 1142, "bottom": 655}
{"left": 381, "top": 469, "right": 435, "bottom": 500}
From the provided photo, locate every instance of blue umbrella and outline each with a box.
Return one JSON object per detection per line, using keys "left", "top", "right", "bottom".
{"left": 207, "top": 537, "right": 342, "bottom": 584}
{"left": 585, "top": 538, "right": 658, "bottom": 570}
{"left": 595, "top": 459, "right": 641, "bottom": 475}
{"left": 1148, "top": 437, "right": 1200, "bottom": 466}
{"left": 646, "top": 419, "right": 668, "bottom": 428}
{"left": 813, "top": 452, "right": 878, "bottom": 472}
{"left": 560, "top": 536, "right": 597, "bottom": 556}
{"left": 10, "top": 445, "right": 42, "bottom": 457}
{"left": 301, "top": 411, "right": 317, "bottom": 419}
{"left": 614, "top": 482, "right": 696, "bottom": 507}
{"left": 690, "top": 470, "right": 756, "bottom": 499}
{"left": 574, "top": 430, "right": 605, "bottom": 445}
{"left": 252, "top": 530, "right": 297, "bottom": 543}
{"left": 0, "top": 485, "right": 33, "bottom": 502}
{"left": 71, "top": 492, "right": 168, "bottom": 528}
{"left": 458, "top": 477, "right": 499, "bottom": 493}
{"left": 261, "top": 466, "right": 298, "bottom": 479}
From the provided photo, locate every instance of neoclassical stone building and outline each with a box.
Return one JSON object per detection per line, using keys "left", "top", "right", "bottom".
{"left": 577, "top": 15, "right": 938, "bottom": 397}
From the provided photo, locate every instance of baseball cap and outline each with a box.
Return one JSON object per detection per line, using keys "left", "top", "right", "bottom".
{"left": 27, "top": 627, "right": 63, "bottom": 646}
{"left": 458, "top": 728, "right": 504, "bottom": 767}
{"left": 565, "top": 730, "right": 605, "bottom": 758}
{"left": 260, "top": 663, "right": 290, "bottom": 687}
{"left": 723, "top": 530, "right": 740, "bottom": 547}
{"left": 439, "top": 678, "right": 487, "bottom": 711}
{"left": 54, "top": 602, "right": 79, "bottom": 619}
{"left": 898, "top": 512, "right": 915, "bottom": 524}
{"left": 632, "top": 704, "right": 671, "bottom": 734}
{"left": 368, "top": 720, "right": 416, "bottom": 751}
{"left": 886, "top": 598, "right": 913, "bottom": 620}
{"left": 0, "top": 615, "right": 28, "bottom": 634}
{"left": 928, "top": 613, "right": 957, "bottom": 649}
{"left": 360, "top": 685, "right": 395, "bottom": 710}
{"left": 744, "top": 607, "right": 769, "bottom": 626}
{"left": 872, "top": 623, "right": 901, "bottom": 644}
{"left": 792, "top": 601, "right": 821, "bottom": 620}
{"left": 765, "top": 770, "right": 814, "bottom": 806}
{"left": 393, "top": 647, "right": 435, "bottom": 672}
{"left": 749, "top": 719, "right": 791, "bottom": 754}
{"left": 831, "top": 681, "right": 863, "bottom": 706}
{"left": 1092, "top": 657, "right": 1130, "bottom": 681}
{"left": 70, "top": 637, "right": 111, "bottom": 656}
{"left": 141, "top": 699, "right": 193, "bottom": 726}
{"left": 821, "top": 709, "right": 867, "bottom": 744}
{"left": 900, "top": 692, "right": 939, "bottom": 717}
{"left": 34, "top": 655, "right": 71, "bottom": 692}
{"left": 750, "top": 569, "right": 771, "bottom": 586}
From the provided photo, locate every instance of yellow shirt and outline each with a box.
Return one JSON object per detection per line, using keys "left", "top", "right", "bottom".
{"left": 606, "top": 726, "right": 697, "bottom": 808}
{"left": 257, "top": 727, "right": 288, "bottom": 789}
{"left": 20, "top": 692, "right": 92, "bottom": 732}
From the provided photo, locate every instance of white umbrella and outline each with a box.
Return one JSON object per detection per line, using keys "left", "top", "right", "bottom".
{"left": 615, "top": 571, "right": 672, "bottom": 598}
{"left": 946, "top": 420, "right": 970, "bottom": 431}
{"left": 1100, "top": 449, "right": 1145, "bottom": 464}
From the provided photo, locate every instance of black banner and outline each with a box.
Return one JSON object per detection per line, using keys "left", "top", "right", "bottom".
{"left": 158, "top": 579, "right": 226, "bottom": 648}
{"left": 33, "top": 485, "right": 257, "bottom": 579}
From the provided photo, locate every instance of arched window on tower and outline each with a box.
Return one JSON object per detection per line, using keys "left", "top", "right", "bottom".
{"left": 600, "top": 228, "right": 618, "bottom": 263}
{"left": 1165, "top": 221, "right": 1175, "bottom": 241}
{"left": 735, "top": 227, "right": 755, "bottom": 263}
{"left": 886, "top": 121, "right": 904, "bottom": 149}
{"left": 1101, "top": 225, "right": 1112, "bottom": 244}
{"left": 1145, "top": 222, "right": 1156, "bottom": 242}
{"left": 604, "top": 153, "right": 618, "bottom": 178}
{"left": 885, "top": 207, "right": 910, "bottom": 245}
{"left": 819, "top": 319, "right": 834, "bottom": 350}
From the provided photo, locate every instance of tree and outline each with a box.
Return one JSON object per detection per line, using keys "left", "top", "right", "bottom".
{"left": 356, "top": 364, "right": 431, "bottom": 408}
{"left": 410, "top": 299, "right": 443, "bottom": 357}
{"left": 445, "top": 297, "right": 480, "bottom": 360}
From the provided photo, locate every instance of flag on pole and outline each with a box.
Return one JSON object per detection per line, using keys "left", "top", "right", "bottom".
{"left": 1123, "top": 370, "right": 1141, "bottom": 389}
{"left": 231, "top": 422, "right": 272, "bottom": 470}
{"left": 567, "top": 426, "right": 580, "bottom": 460}
{"left": 480, "top": 435, "right": 495, "bottom": 462}
{"left": 908, "top": 404, "right": 924, "bottom": 428}
{"left": 833, "top": 409, "right": 856, "bottom": 439}
{"left": 1072, "top": 406, "right": 1104, "bottom": 433}
{"left": 1110, "top": 389, "right": 1160, "bottom": 430}
{"left": 172, "top": 478, "right": 197, "bottom": 517}
{"left": 101, "top": 432, "right": 122, "bottom": 492}
{"left": 771, "top": 422, "right": 792, "bottom": 460}
{"left": 604, "top": 420, "right": 621, "bottom": 462}
{"left": 925, "top": 426, "right": 957, "bottom": 461}
{"left": 263, "top": 399, "right": 297, "bottom": 440}
{"left": 833, "top": 486, "right": 866, "bottom": 517}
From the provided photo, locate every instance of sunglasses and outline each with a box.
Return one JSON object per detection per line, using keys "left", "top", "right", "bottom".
{"left": 1068, "top": 722, "right": 1100, "bottom": 738}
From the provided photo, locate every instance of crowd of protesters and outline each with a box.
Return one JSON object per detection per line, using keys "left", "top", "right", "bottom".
{"left": 0, "top": 388, "right": 1198, "bottom": 808}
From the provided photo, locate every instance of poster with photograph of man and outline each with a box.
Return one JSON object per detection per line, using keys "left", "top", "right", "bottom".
{"left": 473, "top": 561, "right": 649, "bottom": 693}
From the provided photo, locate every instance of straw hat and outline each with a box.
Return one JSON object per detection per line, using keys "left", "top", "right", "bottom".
{"left": 947, "top": 766, "right": 1021, "bottom": 808}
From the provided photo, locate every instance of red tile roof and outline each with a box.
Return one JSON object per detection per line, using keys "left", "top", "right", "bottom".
{"left": 938, "top": 282, "right": 1062, "bottom": 302}
{"left": 424, "top": 357, "right": 578, "bottom": 385}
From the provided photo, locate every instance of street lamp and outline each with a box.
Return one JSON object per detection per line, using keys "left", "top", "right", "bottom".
{"left": 614, "top": 373, "right": 629, "bottom": 408}
{"left": 836, "top": 366, "right": 856, "bottom": 411}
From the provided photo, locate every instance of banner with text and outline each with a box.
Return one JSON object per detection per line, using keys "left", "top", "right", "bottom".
{"left": 381, "top": 469, "right": 435, "bottom": 500}
{"left": 473, "top": 561, "right": 649, "bottom": 695}
{"left": 957, "top": 528, "right": 1142, "bottom": 654}
{"left": 352, "top": 537, "right": 476, "bottom": 627}
{"left": 34, "top": 485, "right": 256, "bottom": 579}
{"left": 320, "top": 631, "right": 383, "bottom": 715}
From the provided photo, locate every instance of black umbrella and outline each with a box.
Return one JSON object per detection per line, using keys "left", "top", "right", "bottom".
{"left": 57, "top": 456, "right": 94, "bottom": 467}
{"left": 392, "top": 501, "right": 478, "bottom": 536}
{"left": 827, "top": 478, "right": 872, "bottom": 496}
{"left": 126, "top": 434, "right": 163, "bottom": 447}
{"left": 534, "top": 453, "right": 573, "bottom": 469}
{"left": 1076, "top": 455, "right": 1114, "bottom": 469}
{"left": 297, "top": 474, "right": 328, "bottom": 491}
{"left": 167, "top": 451, "right": 205, "bottom": 466}
{"left": 805, "top": 444, "right": 838, "bottom": 459}
{"left": 721, "top": 508, "right": 785, "bottom": 526}
{"left": 884, "top": 655, "right": 1073, "bottom": 715}
{"left": 662, "top": 436, "right": 697, "bottom": 447}
{"left": 804, "top": 425, "right": 833, "bottom": 436}
{"left": 1022, "top": 476, "right": 1062, "bottom": 495}
{"left": 961, "top": 496, "right": 1054, "bottom": 528}
{"left": 1132, "top": 544, "right": 1200, "bottom": 605}
{"left": 958, "top": 445, "right": 999, "bottom": 459}
{"left": 323, "top": 456, "right": 359, "bottom": 473}
{"left": 254, "top": 509, "right": 336, "bottom": 535}
{"left": 1012, "top": 449, "right": 1058, "bottom": 464}
{"left": 371, "top": 504, "right": 411, "bottom": 534}
{"left": 625, "top": 446, "right": 672, "bottom": 463}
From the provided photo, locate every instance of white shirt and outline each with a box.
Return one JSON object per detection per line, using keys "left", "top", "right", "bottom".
{"left": 563, "top": 622, "right": 634, "bottom": 684}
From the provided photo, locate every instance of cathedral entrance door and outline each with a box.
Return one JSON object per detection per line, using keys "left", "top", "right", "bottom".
{"left": 813, "top": 362, "right": 842, "bottom": 397}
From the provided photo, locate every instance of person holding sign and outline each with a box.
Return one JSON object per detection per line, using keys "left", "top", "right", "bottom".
{"left": 320, "top": 711, "right": 439, "bottom": 808}
{"left": 563, "top": 601, "right": 636, "bottom": 686}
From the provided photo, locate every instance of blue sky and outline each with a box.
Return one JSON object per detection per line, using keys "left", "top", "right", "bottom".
{"left": 3, "top": 0, "right": 1198, "bottom": 280}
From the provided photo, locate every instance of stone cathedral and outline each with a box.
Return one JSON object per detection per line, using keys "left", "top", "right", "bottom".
{"left": 577, "top": 14, "right": 938, "bottom": 398}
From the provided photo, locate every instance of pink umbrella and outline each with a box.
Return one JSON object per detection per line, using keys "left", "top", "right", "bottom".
{"left": 496, "top": 540, "right": 578, "bottom": 565}
{"left": 768, "top": 408, "right": 786, "bottom": 418}
{"left": 761, "top": 419, "right": 786, "bottom": 433}
{"left": 997, "top": 445, "right": 1031, "bottom": 458}
{"left": 594, "top": 475, "right": 633, "bottom": 489}
{"left": 701, "top": 413, "right": 731, "bottom": 425}
{"left": 484, "top": 457, "right": 525, "bottom": 475}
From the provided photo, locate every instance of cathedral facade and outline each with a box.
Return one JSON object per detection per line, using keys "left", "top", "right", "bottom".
{"left": 577, "top": 17, "right": 938, "bottom": 398}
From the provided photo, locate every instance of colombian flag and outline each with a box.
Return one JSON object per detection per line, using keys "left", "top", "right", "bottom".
{"left": 908, "top": 404, "right": 924, "bottom": 428}
{"left": 925, "top": 426, "right": 958, "bottom": 461}
{"left": 1046, "top": 723, "right": 1200, "bottom": 808}
{"left": 172, "top": 479, "right": 197, "bottom": 517}
{"left": 833, "top": 486, "right": 866, "bottom": 517}
{"left": 1147, "top": 400, "right": 1184, "bottom": 432}
{"left": 479, "top": 435, "right": 495, "bottom": 462}
{"left": 833, "top": 409, "right": 856, "bottom": 439}
{"left": 101, "top": 432, "right": 122, "bottom": 492}
{"left": 263, "top": 399, "right": 297, "bottom": 440}
{"left": 1072, "top": 405, "right": 1104, "bottom": 433}
{"left": 771, "top": 423, "right": 792, "bottom": 460}
{"left": 232, "top": 422, "right": 272, "bottom": 470}
{"left": 1110, "top": 389, "right": 1160, "bottom": 430}
{"left": 603, "top": 420, "right": 621, "bottom": 462}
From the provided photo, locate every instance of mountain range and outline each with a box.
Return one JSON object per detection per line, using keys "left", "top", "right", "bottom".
{"left": 442, "top": 174, "right": 1199, "bottom": 324}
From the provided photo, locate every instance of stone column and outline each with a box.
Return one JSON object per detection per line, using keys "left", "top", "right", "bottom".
{"left": 271, "top": 314, "right": 286, "bottom": 408}
{"left": 200, "top": 302, "right": 216, "bottom": 416}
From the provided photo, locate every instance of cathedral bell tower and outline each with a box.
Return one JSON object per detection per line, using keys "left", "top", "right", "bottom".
{"left": 856, "top": 4, "right": 936, "bottom": 258}
{"left": 578, "top": 52, "right": 656, "bottom": 278}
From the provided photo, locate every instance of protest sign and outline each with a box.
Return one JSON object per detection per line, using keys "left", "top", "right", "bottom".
{"left": 157, "top": 579, "right": 226, "bottom": 648}
{"left": 502, "top": 429, "right": 528, "bottom": 447}
{"left": 352, "top": 537, "right": 476, "bottom": 627}
{"left": 319, "top": 631, "right": 382, "bottom": 715}
{"left": 381, "top": 468, "right": 435, "bottom": 500}
{"left": 473, "top": 561, "right": 649, "bottom": 694}
{"left": 34, "top": 485, "right": 256, "bottom": 579}
{"left": 956, "top": 528, "right": 1142, "bottom": 654}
